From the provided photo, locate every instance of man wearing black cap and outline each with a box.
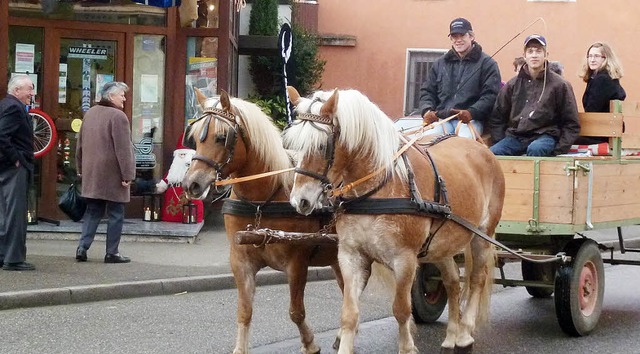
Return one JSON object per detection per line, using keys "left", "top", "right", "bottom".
{"left": 489, "top": 34, "right": 580, "bottom": 156}
{"left": 418, "top": 17, "right": 501, "bottom": 139}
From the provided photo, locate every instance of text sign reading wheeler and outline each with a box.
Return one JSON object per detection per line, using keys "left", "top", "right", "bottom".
{"left": 68, "top": 47, "right": 108, "bottom": 60}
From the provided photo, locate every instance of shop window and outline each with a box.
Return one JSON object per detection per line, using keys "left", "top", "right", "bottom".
{"left": 404, "top": 49, "right": 447, "bottom": 116}
{"left": 185, "top": 36, "right": 219, "bottom": 124}
{"left": 180, "top": 0, "right": 219, "bottom": 28}
{"left": 132, "top": 34, "right": 166, "bottom": 181}
{"left": 8, "top": 0, "right": 166, "bottom": 26}
{"left": 7, "top": 26, "right": 44, "bottom": 108}
{"left": 8, "top": 26, "right": 45, "bottom": 217}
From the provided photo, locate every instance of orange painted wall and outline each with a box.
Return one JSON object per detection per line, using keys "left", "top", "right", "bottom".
{"left": 316, "top": 0, "right": 640, "bottom": 118}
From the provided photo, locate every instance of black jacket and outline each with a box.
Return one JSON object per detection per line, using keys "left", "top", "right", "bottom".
{"left": 0, "top": 94, "right": 34, "bottom": 173}
{"left": 418, "top": 42, "right": 501, "bottom": 122}
{"left": 489, "top": 64, "right": 581, "bottom": 155}
{"left": 582, "top": 71, "right": 626, "bottom": 112}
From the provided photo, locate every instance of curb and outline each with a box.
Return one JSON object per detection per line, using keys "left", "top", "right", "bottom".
{"left": 0, "top": 267, "right": 337, "bottom": 311}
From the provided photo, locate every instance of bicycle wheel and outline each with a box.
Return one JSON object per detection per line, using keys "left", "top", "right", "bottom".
{"left": 30, "top": 109, "right": 57, "bottom": 158}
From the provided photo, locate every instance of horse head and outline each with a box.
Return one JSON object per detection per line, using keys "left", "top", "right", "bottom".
{"left": 284, "top": 87, "right": 406, "bottom": 215}
{"left": 283, "top": 87, "right": 343, "bottom": 215}
{"left": 182, "top": 90, "right": 246, "bottom": 199}
{"left": 183, "top": 89, "right": 293, "bottom": 201}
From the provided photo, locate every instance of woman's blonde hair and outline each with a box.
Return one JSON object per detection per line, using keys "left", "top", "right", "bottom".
{"left": 578, "top": 42, "right": 623, "bottom": 82}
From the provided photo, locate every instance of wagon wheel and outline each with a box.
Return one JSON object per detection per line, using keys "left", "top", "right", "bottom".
{"left": 411, "top": 262, "right": 447, "bottom": 323}
{"left": 554, "top": 239, "right": 604, "bottom": 336}
{"left": 30, "top": 109, "right": 57, "bottom": 158}
{"left": 521, "top": 261, "right": 556, "bottom": 298}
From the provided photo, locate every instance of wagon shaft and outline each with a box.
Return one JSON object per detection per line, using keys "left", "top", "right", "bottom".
{"left": 235, "top": 229, "right": 339, "bottom": 245}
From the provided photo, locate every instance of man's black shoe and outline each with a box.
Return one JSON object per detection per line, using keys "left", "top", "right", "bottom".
{"left": 76, "top": 247, "right": 88, "bottom": 262}
{"left": 104, "top": 254, "right": 131, "bottom": 264}
{"left": 3, "top": 262, "right": 36, "bottom": 271}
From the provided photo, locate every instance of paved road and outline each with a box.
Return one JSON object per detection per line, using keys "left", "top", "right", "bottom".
{"left": 2, "top": 254, "right": 640, "bottom": 353}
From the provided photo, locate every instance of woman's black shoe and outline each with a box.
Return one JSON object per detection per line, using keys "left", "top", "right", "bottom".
{"left": 104, "top": 254, "right": 131, "bottom": 263}
{"left": 76, "top": 247, "right": 88, "bottom": 262}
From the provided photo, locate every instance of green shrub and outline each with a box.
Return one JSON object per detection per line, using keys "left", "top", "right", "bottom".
{"left": 247, "top": 1, "right": 326, "bottom": 128}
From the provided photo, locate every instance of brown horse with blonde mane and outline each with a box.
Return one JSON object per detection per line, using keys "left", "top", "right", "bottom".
{"left": 283, "top": 87, "right": 505, "bottom": 353}
{"left": 182, "top": 91, "right": 343, "bottom": 354}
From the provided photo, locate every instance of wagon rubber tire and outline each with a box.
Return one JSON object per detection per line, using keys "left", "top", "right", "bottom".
{"left": 411, "top": 263, "right": 447, "bottom": 323}
{"left": 521, "top": 261, "right": 555, "bottom": 298}
{"left": 554, "top": 239, "right": 604, "bottom": 336}
{"left": 30, "top": 109, "right": 57, "bottom": 158}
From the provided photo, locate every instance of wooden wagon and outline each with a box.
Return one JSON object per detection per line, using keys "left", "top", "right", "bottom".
{"left": 411, "top": 100, "right": 640, "bottom": 336}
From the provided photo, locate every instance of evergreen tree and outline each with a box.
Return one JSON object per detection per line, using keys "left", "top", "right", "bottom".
{"left": 248, "top": 0, "right": 280, "bottom": 96}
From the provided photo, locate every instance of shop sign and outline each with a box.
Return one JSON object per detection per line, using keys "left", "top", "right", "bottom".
{"left": 68, "top": 46, "right": 108, "bottom": 60}
{"left": 134, "top": 137, "right": 156, "bottom": 169}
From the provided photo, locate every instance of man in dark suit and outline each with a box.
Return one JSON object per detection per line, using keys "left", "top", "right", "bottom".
{"left": 0, "top": 74, "right": 36, "bottom": 271}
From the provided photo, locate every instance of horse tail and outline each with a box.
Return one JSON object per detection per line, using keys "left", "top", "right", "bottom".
{"left": 460, "top": 239, "right": 496, "bottom": 327}
{"left": 470, "top": 157, "right": 504, "bottom": 326}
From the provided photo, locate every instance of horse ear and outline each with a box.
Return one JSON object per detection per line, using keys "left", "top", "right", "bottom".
{"left": 320, "top": 88, "right": 339, "bottom": 118}
{"left": 287, "top": 86, "right": 301, "bottom": 106}
{"left": 194, "top": 87, "right": 208, "bottom": 107}
{"left": 220, "top": 90, "right": 231, "bottom": 110}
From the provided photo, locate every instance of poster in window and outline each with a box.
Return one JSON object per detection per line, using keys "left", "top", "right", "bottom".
{"left": 187, "top": 57, "right": 217, "bottom": 98}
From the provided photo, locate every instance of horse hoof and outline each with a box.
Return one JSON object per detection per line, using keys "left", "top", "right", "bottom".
{"left": 332, "top": 337, "right": 341, "bottom": 350}
{"left": 454, "top": 343, "right": 473, "bottom": 354}
{"left": 440, "top": 347, "right": 455, "bottom": 354}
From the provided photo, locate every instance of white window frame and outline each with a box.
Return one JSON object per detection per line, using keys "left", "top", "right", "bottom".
{"left": 403, "top": 48, "right": 447, "bottom": 116}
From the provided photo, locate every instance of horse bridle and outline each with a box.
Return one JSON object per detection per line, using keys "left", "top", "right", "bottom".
{"left": 288, "top": 98, "right": 339, "bottom": 193}
{"left": 187, "top": 108, "right": 242, "bottom": 179}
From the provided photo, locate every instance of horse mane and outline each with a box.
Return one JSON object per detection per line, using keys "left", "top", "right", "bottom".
{"left": 190, "top": 96, "right": 293, "bottom": 189}
{"left": 284, "top": 89, "right": 407, "bottom": 181}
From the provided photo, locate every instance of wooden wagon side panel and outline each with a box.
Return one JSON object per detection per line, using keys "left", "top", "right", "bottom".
{"left": 573, "top": 161, "right": 640, "bottom": 225}
{"left": 498, "top": 159, "right": 574, "bottom": 224}
{"left": 499, "top": 159, "right": 534, "bottom": 222}
{"left": 538, "top": 160, "right": 574, "bottom": 224}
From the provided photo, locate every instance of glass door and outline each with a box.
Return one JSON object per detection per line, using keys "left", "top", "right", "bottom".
{"left": 54, "top": 31, "right": 125, "bottom": 198}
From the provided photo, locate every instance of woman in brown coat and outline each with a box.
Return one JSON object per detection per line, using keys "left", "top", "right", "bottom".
{"left": 75, "top": 81, "right": 135, "bottom": 263}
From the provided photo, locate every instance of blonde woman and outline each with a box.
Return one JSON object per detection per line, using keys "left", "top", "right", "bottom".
{"left": 579, "top": 42, "right": 626, "bottom": 113}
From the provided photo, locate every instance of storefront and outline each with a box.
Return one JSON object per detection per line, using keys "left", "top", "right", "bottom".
{"left": 0, "top": 0, "right": 239, "bottom": 220}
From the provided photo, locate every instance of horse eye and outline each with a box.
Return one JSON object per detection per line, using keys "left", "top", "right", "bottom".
{"left": 215, "top": 134, "right": 226, "bottom": 143}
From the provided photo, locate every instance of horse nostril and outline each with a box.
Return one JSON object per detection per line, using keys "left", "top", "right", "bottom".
{"left": 189, "top": 182, "right": 202, "bottom": 197}
{"left": 299, "top": 199, "right": 310, "bottom": 211}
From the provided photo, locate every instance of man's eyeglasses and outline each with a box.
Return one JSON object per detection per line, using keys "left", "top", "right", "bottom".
{"left": 587, "top": 54, "right": 605, "bottom": 60}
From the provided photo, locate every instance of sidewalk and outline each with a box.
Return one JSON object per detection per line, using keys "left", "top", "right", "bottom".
{"left": 1, "top": 214, "right": 639, "bottom": 311}
{"left": 0, "top": 212, "right": 336, "bottom": 311}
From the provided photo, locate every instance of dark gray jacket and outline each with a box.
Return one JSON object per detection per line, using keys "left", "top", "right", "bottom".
{"left": 418, "top": 42, "right": 501, "bottom": 122}
{"left": 0, "top": 94, "right": 34, "bottom": 173}
{"left": 489, "top": 64, "right": 581, "bottom": 155}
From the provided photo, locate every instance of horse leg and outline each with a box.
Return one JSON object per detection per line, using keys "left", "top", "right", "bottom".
{"left": 286, "top": 262, "right": 320, "bottom": 354}
{"left": 434, "top": 258, "right": 462, "bottom": 351}
{"left": 331, "top": 262, "right": 346, "bottom": 350}
{"left": 456, "top": 236, "right": 495, "bottom": 351}
{"left": 231, "top": 260, "right": 259, "bottom": 354}
{"left": 392, "top": 253, "right": 419, "bottom": 354}
{"left": 337, "top": 251, "right": 371, "bottom": 354}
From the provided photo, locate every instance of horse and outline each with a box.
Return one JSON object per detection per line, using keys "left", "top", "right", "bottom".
{"left": 181, "top": 91, "right": 344, "bottom": 354}
{"left": 282, "top": 87, "right": 505, "bottom": 353}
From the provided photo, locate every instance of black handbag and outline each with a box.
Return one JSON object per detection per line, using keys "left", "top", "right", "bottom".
{"left": 58, "top": 182, "right": 87, "bottom": 222}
